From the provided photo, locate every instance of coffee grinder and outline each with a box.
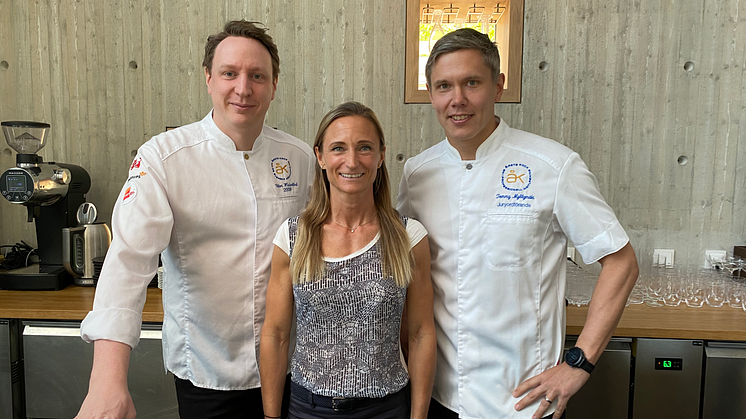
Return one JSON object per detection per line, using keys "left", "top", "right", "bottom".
{"left": 0, "top": 121, "right": 91, "bottom": 290}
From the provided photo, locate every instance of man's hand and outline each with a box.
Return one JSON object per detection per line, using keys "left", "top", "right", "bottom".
{"left": 75, "top": 384, "right": 136, "bottom": 419}
{"left": 512, "top": 363, "right": 589, "bottom": 419}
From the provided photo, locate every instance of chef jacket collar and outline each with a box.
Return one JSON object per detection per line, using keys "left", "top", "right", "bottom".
{"left": 201, "top": 110, "right": 266, "bottom": 153}
{"left": 444, "top": 116, "right": 510, "bottom": 161}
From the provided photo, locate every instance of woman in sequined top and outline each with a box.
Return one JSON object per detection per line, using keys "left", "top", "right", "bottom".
{"left": 260, "top": 102, "right": 436, "bottom": 419}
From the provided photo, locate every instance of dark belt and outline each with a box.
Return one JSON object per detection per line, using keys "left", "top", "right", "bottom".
{"left": 290, "top": 381, "right": 376, "bottom": 412}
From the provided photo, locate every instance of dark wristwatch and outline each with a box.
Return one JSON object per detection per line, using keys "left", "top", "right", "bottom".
{"left": 565, "top": 347, "right": 595, "bottom": 374}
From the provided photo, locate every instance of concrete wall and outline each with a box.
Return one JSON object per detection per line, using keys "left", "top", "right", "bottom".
{"left": 1, "top": 0, "right": 744, "bottom": 268}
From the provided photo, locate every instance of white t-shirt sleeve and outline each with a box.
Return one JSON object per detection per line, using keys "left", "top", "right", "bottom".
{"left": 554, "top": 153, "right": 629, "bottom": 264}
{"left": 406, "top": 218, "right": 428, "bottom": 249}
{"left": 273, "top": 219, "right": 292, "bottom": 256}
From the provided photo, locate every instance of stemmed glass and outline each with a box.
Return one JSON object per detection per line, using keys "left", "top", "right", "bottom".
{"left": 723, "top": 257, "right": 744, "bottom": 279}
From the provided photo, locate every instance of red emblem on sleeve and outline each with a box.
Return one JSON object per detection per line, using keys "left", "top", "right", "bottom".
{"left": 122, "top": 184, "right": 138, "bottom": 205}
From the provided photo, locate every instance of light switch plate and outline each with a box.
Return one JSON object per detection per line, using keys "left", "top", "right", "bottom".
{"left": 653, "top": 249, "right": 675, "bottom": 267}
{"left": 704, "top": 250, "right": 727, "bottom": 269}
{"left": 567, "top": 246, "right": 576, "bottom": 262}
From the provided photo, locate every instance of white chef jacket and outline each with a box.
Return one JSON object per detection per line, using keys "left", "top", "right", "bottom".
{"left": 81, "top": 112, "right": 314, "bottom": 390}
{"left": 397, "top": 118, "right": 629, "bottom": 419}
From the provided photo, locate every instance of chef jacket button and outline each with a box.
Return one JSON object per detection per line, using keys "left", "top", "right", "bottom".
{"left": 466, "top": 163, "right": 473, "bottom": 170}
{"left": 244, "top": 153, "right": 249, "bottom": 160}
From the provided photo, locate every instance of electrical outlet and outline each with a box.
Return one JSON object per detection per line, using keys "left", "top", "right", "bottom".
{"left": 567, "top": 246, "right": 576, "bottom": 262}
{"left": 704, "top": 250, "right": 727, "bottom": 269}
{"left": 653, "top": 249, "right": 675, "bottom": 267}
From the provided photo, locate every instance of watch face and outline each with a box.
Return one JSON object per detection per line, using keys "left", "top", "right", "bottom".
{"left": 566, "top": 347, "right": 583, "bottom": 366}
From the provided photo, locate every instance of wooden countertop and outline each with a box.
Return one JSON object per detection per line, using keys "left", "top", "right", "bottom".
{"left": 2, "top": 286, "right": 746, "bottom": 341}
{"left": 566, "top": 302, "right": 746, "bottom": 341}
{"left": 0, "top": 285, "right": 164, "bottom": 322}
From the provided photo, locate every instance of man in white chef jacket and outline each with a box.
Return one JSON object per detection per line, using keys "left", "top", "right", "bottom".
{"left": 76, "top": 21, "right": 314, "bottom": 419}
{"left": 397, "top": 28, "right": 639, "bottom": 419}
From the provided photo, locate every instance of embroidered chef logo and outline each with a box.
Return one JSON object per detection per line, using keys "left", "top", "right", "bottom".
{"left": 501, "top": 163, "right": 531, "bottom": 191}
{"left": 130, "top": 157, "right": 142, "bottom": 171}
{"left": 122, "top": 183, "right": 137, "bottom": 205}
{"left": 271, "top": 157, "right": 292, "bottom": 181}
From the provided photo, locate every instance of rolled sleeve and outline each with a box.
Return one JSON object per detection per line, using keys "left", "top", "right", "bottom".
{"left": 80, "top": 307, "right": 143, "bottom": 348}
{"left": 554, "top": 153, "right": 629, "bottom": 264}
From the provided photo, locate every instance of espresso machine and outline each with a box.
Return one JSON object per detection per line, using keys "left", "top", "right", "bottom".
{"left": 0, "top": 121, "right": 91, "bottom": 290}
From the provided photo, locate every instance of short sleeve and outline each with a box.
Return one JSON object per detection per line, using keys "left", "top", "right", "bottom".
{"left": 405, "top": 218, "right": 428, "bottom": 249}
{"left": 273, "top": 219, "right": 291, "bottom": 256}
{"left": 554, "top": 153, "right": 629, "bottom": 264}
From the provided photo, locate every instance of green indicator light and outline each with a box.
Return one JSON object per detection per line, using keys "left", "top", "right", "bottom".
{"left": 663, "top": 360, "right": 672, "bottom": 368}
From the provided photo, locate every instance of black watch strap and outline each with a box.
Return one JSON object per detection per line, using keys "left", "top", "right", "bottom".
{"left": 576, "top": 358, "right": 595, "bottom": 374}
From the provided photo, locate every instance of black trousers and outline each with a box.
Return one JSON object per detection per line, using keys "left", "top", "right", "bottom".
{"left": 428, "top": 398, "right": 566, "bottom": 419}
{"left": 288, "top": 382, "right": 409, "bottom": 419}
{"left": 174, "top": 375, "right": 291, "bottom": 419}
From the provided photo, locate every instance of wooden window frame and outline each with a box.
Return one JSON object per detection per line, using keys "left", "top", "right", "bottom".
{"left": 404, "top": 0, "right": 524, "bottom": 103}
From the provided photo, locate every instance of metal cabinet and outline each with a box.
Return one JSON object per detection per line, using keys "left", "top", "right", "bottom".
{"left": 632, "top": 338, "right": 704, "bottom": 419}
{"left": 0, "top": 319, "right": 23, "bottom": 419}
{"left": 564, "top": 337, "right": 632, "bottom": 419}
{"left": 23, "top": 321, "right": 178, "bottom": 418}
{"left": 701, "top": 342, "right": 746, "bottom": 418}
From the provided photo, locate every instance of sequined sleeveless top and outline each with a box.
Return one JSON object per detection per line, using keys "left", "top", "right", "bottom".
{"left": 288, "top": 216, "right": 409, "bottom": 398}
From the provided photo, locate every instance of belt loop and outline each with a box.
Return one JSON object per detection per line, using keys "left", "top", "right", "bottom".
{"left": 308, "top": 389, "right": 315, "bottom": 408}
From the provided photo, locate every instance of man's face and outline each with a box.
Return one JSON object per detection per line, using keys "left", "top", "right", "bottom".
{"left": 428, "top": 49, "right": 505, "bottom": 153}
{"left": 205, "top": 36, "right": 277, "bottom": 138}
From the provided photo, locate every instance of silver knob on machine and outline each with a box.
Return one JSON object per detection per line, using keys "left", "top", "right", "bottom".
{"left": 51, "top": 168, "right": 71, "bottom": 184}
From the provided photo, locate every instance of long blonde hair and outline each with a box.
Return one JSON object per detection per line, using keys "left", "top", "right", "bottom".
{"left": 290, "top": 102, "right": 414, "bottom": 287}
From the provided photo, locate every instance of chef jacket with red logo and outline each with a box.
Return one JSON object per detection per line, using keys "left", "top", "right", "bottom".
{"left": 81, "top": 112, "right": 314, "bottom": 390}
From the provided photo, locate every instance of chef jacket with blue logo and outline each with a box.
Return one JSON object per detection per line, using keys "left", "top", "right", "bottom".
{"left": 81, "top": 112, "right": 314, "bottom": 390}
{"left": 397, "top": 118, "right": 629, "bottom": 419}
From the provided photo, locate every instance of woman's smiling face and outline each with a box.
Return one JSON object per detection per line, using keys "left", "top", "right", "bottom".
{"left": 315, "top": 116, "right": 385, "bottom": 198}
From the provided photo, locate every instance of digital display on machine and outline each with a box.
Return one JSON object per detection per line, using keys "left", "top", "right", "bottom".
{"left": 6, "top": 175, "right": 27, "bottom": 192}
{"left": 655, "top": 357, "right": 683, "bottom": 370}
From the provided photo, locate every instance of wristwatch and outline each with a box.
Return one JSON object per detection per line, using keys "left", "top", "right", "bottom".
{"left": 565, "top": 347, "right": 595, "bottom": 374}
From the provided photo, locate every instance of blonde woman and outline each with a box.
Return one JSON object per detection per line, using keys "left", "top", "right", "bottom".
{"left": 260, "top": 102, "right": 436, "bottom": 419}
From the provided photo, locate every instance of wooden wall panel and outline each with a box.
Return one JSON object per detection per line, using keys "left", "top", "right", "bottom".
{"left": 0, "top": 0, "right": 745, "bottom": 269}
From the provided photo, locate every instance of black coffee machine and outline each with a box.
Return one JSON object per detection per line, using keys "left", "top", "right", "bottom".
{"left": 0, "top": 121, "right": 91, "bottom": 290}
